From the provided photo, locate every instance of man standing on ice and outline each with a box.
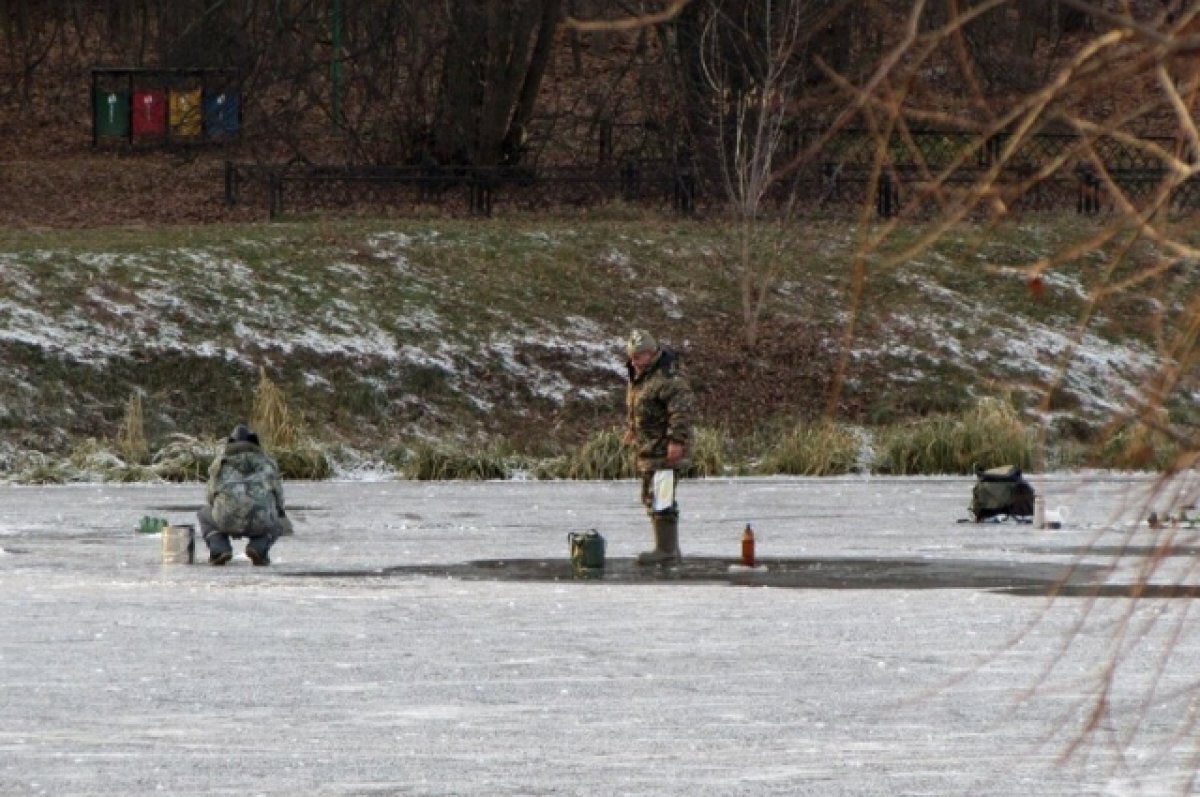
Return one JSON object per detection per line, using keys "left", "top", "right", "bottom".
{"left": 622, "top": 329, "right": 695, "bottom": 566}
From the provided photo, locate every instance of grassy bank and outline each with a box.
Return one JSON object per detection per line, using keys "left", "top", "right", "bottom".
{"left": 0, "top": 395, "right": 1181, "bottom": 484}
{"left": 0, "top": 212, "right": 1195, "bottom": 478}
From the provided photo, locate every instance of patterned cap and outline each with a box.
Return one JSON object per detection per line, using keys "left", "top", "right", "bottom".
{"left": 229, "top": 424, "right": 261, "bottom": 446}
{"left": 626, "top": 329, "right": 658, "bottom": 357}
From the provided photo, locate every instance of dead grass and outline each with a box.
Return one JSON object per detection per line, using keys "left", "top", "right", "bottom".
{"left": 252, "top": 366, "right": 300, "bottom": 449}
{"left": 873, "top": 398, "right": 1036, "bottom": 475}
{"left": 115, "top": 393, "right": 149, "bottom": 465}
{"left": 757, "top": 421, "right": 862, "bottom": 476}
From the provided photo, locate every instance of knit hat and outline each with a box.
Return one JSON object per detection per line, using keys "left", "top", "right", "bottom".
{"left": 229, "top": 424, "right": 261, "bottom": 446}
{"left": 626, "top": 329, "right": 658, "bottom": 357}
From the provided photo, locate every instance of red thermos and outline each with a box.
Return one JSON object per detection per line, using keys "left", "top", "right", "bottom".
{"left": 741, "top": 524, "right": 755, "bottom": 567}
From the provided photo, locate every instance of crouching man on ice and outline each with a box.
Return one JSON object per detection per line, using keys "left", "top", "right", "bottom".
{"left": 198, "top": 424, "right": 292, "bottom": 566}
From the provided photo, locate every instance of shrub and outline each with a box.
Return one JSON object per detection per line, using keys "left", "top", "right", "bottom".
{"left": 563, "top": 429, "right": 635, "bottom": 480}
{"left": 406, "top": 442, "right": 510, "bottom": 480}
{"left": 9, "top": 452, "right": 73, "bottom": 485}
{"left": 757, "top": 421, "right": 861, "bottom": 476}
{"left": 152, "top": 434, "right": 219, "bottom": 482}
{"left": 551, "top": 426, "right": 727, "bottom": 480}
{"left": 249, "top": 366, "right": 331, "bottom": 478}
{"left": 69, "top": 438, "right": 158, "bottom": 482}
{"left": 1091, "top": 415, "right": 1179, "bottom": 471}
{"left": 874, "top": 398, "right": 1036, "bottom": 475}
{"left": 681, "top": 426, "right": 728, "bottom": 478}
{"left": 115, "top": 393, "right": 149, "bottom": 465}
{"left": 253, "top": 366, "right": 300, "bottom": 448}
{"left": 271, "top": 443, "right": 334, "bottom": 480}
{"left": 529, "top": 455, "right": 570, "bottom": 480}
{"left": 1042, "top": 437, "right": 1088, "bottom": 472}
{"left": 562, "top": 429, "right": 624, "bottom": 480}
{"left": 3, "top": 439, "right": 160, "bottom": 484}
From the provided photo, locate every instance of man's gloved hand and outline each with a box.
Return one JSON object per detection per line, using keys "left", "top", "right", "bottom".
{"left": 666, "top": 441, "right": 684, "bottom": 467}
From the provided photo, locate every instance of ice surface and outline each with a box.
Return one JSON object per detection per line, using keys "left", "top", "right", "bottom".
{"left": 2, "top": 474, "right": 1199, "bottom": 795}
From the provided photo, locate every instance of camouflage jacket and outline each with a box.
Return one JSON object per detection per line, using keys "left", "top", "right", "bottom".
{"left": 206, "top": 440, "right": 285, "bottom": 533}
{"left": 626, "top": 348, "right": 696, "bottom": 472}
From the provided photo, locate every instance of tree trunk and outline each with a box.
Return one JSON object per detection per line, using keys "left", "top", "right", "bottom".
{"left": 502, "top": 0, "right": 562, "bottom": 164}
{"left": 433, "top": 0, "right": 560, "bottom": 167}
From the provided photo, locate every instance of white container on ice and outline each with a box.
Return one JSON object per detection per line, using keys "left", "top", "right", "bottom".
{"left": 161, "top": 524, "right": 195, "bottom": 564}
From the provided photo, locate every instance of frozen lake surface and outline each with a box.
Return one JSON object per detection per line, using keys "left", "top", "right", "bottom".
{"left": 3, "top": 474, "right": 1200, "bottom": 796}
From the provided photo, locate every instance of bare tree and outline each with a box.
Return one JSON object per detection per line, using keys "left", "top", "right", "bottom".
{"left": 696, "top": 0, "right": 818, "bottom": 347}
{"left": 0, "top": 0, "right": 63, "bottom": 107}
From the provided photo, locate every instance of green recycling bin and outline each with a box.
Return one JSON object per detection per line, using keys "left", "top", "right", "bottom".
{"left": 94, "top": 89, "right": 130, "bottom": 138}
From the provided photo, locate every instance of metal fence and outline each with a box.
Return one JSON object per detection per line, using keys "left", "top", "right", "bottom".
{"left": 224, "top": 160, "right": 699, "bottom": 220}
{"left": 224, "top": 129, "right": 1200, "bottom": 220}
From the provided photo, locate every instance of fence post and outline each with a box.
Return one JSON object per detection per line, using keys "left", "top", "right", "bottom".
{"left": 468, "top": 169, "right": 493, "bottom": 217}
{"left": 598, "top": 118, "right": 612, "bottom": 165}
{"left": 417, "top": 154, "right": 438, "bottom": 203}
{"left": 673, "top": 170, "right": 695, "bottom": 215}
{"left": 91, "top": 69, "right": 99, "bottom": 147}
{"left": 268, "top": 172, "right": 282, "bottom": 220}
{"left": 1076, "top": 164, "right": 1100, "bottom": 215}
{"left": 673, "top": 146, "right": 696, "bottom": 216}
{"left": 876, "top": 174, "right": 897, "bottom": 218}
{"left": 224, "top": 161, "right": 237, "bottom": 206}
{"left": 820, "top": 162, "right": 839, "bottom": 203}
{"left": 621, "top": 160, "right": 639, "bottom": 201}
{"left": 978, "top": 134, "right": 1002, "bottom": 167}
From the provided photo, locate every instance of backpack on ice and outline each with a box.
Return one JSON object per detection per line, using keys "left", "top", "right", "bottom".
{"left": 969, "top": 465, "right": 1035, "bottom": 522}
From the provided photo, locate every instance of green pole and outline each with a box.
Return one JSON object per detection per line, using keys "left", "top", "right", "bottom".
{"left": 331, "top": 0, "right": 343, "bottom": 129}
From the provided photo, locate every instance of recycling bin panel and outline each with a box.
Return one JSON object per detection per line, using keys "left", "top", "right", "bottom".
{"left": 169, "top": 88, "right": 202, "bottom": 138}
{"left": 131, "top": 89, "right": 166, "bottom": 137}
{"left": 203, "top": 90, "right": 240, "bottom": 138}
{"left": 94, "top": 89, "right": 130, "bottom": 138}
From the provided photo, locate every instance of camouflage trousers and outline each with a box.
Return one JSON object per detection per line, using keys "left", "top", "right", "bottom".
{"left": 197, "top": 505, "right": 286, "bottom": 557}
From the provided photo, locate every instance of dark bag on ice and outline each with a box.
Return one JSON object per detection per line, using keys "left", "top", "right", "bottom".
{"left": 568, "top": 529, "right": 605, "bottom": 571}
{"left": 969, "top": 465, "right": 1035, "bottom": 522}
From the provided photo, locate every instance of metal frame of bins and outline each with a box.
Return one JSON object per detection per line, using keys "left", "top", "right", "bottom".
{"left": 91, "top": 67, "right": 241, "bottom": 147}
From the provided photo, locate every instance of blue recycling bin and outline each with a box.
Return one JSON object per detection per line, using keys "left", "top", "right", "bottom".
{"left": 203, "top": 90, "right": 240, "bottom": 138}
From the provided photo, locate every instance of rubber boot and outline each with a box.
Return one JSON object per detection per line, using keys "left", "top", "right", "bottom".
{"left": 245, "top": 532, "right": 275, "bottom": 567}
{"left": 198, "top": 506, "right": 232, "bottom": 565}
{"left": 636, "top": 515, "right": 681, "bottom": 566}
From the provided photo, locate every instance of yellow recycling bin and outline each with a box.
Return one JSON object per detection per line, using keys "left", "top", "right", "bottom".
{"left": 168, "top": 88, "right": 202, "bottom": 138}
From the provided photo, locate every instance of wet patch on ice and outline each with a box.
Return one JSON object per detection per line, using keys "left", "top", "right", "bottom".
{"left": 1002, "top": 583, "right": 1200, "bottom": 597}
{"left": 144, "top": 503, "right": 328, "bottom": 512}
{"left": 284, "top": 555, "right": 1111, "bottom": 595}
{"left": 1020, "top": 544, "right": 1200, "bottom": 558}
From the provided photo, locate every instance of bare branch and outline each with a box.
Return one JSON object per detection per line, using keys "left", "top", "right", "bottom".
{"left": 564, "top": 0, "right": 691, "bottom": 33}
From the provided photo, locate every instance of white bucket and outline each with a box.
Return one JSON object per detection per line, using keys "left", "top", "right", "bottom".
{"left": 161, "top": 524, "right": 195, "bottom": 564}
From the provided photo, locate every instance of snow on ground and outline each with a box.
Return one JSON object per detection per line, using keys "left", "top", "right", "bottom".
{"left": 4, "top": 474, "right": 1200, "bottom": 796}
{"left": 0, "top": 238, "right": 1178, "bottom": 422}
{"left": 883, "top": 269, "right": 1160, "bottom": 417}
{"left": 0, "top": 242, "right": 636, "bottom": 412}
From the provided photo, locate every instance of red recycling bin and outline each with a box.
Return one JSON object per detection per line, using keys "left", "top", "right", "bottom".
{"left": 131, "top": 89, "right": 166, "bottom": 137}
